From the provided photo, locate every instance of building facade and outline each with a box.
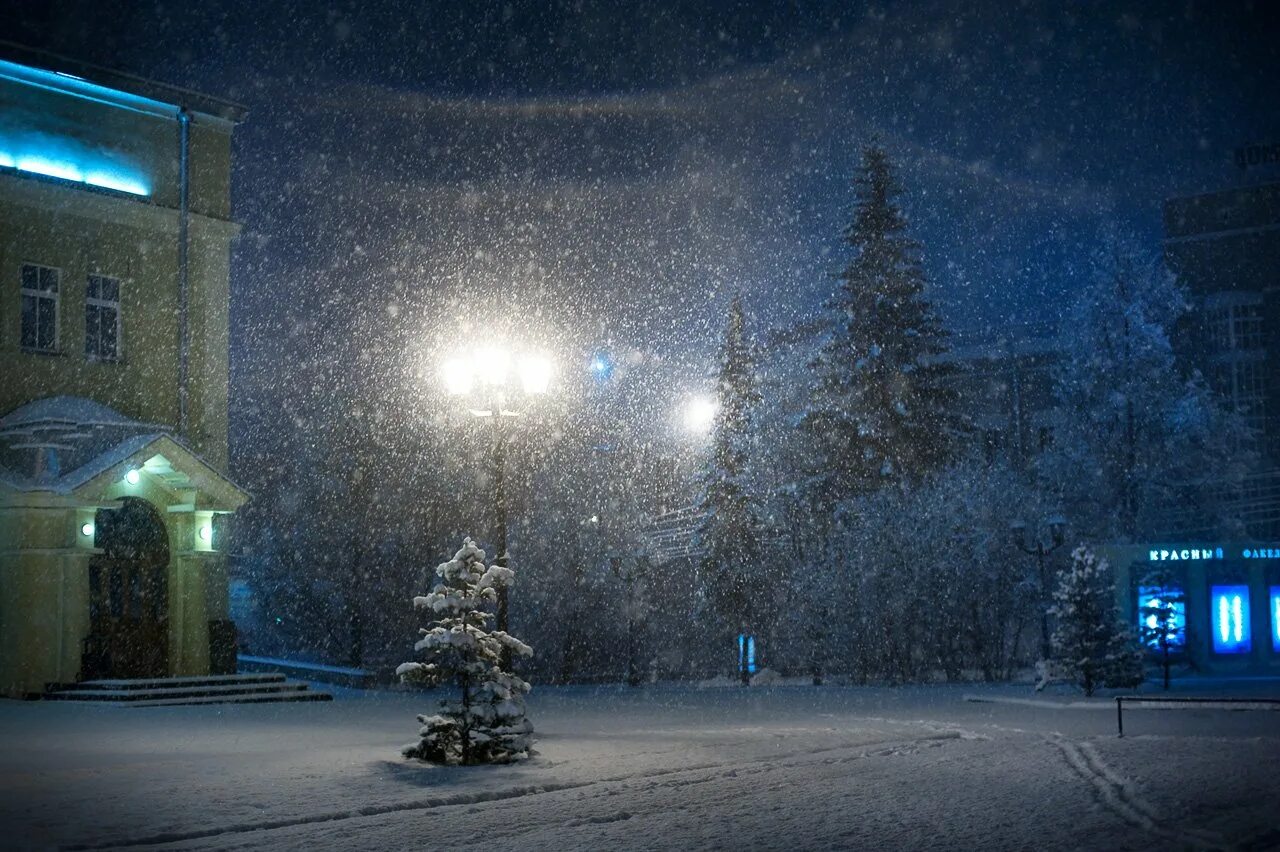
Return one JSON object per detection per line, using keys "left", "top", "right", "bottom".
{"left": 1165, "top": 180, "right": 1280, "bottom": 538}
{"left": 0, "top": 45, "right": 247, "bottom": 696}
{"left": 1104, "top": 542, "right": 1280, "bottom": 675}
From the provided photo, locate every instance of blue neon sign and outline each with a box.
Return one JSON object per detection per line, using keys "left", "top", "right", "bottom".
{"left": 1211, "top": 585, "right": 1251, "bottom": 654}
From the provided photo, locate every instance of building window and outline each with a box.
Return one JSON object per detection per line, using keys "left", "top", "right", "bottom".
{"left": 85, "top": 274, "right": 121, "bottom": 361}
{"left": 20, "top": 263, "right": 60, "bottom": 352}
{"left": 1205, "top": 298, "right": 1264, "bottom": 353}
{"left": 1210, "top": 584, "right": 1251, "bottom": 654}
{"left": 1137, "top": 585, "right": 1185, "bottom": 649}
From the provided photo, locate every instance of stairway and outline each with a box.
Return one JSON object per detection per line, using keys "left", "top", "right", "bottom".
{"left": 43, "top": 673, "right": 333, "bottom": 707}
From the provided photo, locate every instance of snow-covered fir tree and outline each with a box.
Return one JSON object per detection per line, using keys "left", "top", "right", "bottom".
{"left": 1041, "top": 230, "right": 1251, "bottom": 541}
{"left": 802, "top": 143, "right": 958, "bottom": 504}
{"left": 1049, "top": 545, "right": 1143, "bottom": 696}
{"left": 696, "top": 296, "right": 766, "bottom": 682}
{"left": 397, "top": 538, "right": 534, "bottom": 764}
{"left": 1137, "top": 563, "right": 1186, "bottom": 691}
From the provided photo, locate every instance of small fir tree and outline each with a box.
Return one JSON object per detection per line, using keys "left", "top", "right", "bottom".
{"left": 396, "top": 538, "right": 534, "bottom": 764}
{"left": 803, "top": 143, "right": 958, "bottom": 504}
{"left": 697, "top": 296, "right": 766, "bottom": 683}
{"left": 1050, "top": 545, "right": 1144, "bottom": 696}
{"left": 1137, "top": 564, "right": 1185, "bottom": 691}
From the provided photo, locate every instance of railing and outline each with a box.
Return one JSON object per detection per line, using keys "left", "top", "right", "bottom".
{"left": 1114, "top": 695, "right": 1280, "bottom": 737}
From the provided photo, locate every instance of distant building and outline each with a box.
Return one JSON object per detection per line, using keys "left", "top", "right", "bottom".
{"left": 1165, "top": 180, "right": 1280, "bottom": 537}
{"left": 0, "top": 45, "right": 247, "bottom": 696}
{"left": 936, "top": 322, "right": 1061, "bottom": 471}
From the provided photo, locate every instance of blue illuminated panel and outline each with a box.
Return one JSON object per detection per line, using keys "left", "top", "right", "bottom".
{"left": 1210, "top": 585, "right": 1251, "bottom": 654}
{"left": 1271, "top": 586, "right": 1280, "bottom": 653}
{"left": 737, "top": 634, "right": 757, "bottom": 674}
{"left": 0, "top": 149, "right": 150, "bottom": 196}
{"left": 1137, "top": 586, "right": 1185, "bottom": 648}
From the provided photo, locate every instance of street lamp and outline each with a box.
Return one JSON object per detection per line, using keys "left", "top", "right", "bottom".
{"left": 1011, "top": 513, "right": 1068, "bottom": 660}
{"left": 440, "top": 345, "right": 552, "bottom": 666}
{"left": 683, "top": 396, "right": 717, "bottom": 434}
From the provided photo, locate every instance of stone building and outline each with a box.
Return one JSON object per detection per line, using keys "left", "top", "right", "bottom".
{"left": 0, "top": 45, "right": 247, "bottom": 696}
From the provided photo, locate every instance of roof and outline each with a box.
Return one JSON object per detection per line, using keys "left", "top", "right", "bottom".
{"left": 0, "top": 396, "right": 247, "bottom": 508}
{"left": 0, "top": 40, "right": 247, "bottom": 124}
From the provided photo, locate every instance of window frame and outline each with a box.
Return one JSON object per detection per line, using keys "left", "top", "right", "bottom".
{"left": 20, "top": 262, "right": 62, "bottom": 354}
{"left": 85, "top": 273, "right": 124, "bottom": 362}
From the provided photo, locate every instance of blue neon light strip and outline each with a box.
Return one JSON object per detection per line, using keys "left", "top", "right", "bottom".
{"left": 0, "top": 155, "right": 150, "bottom": 196}
{"left": 0, "top": 59, "right": 176, "bottom": 119}
{"left": 1210, "top": 585, "right": 1251, "bottom": 654}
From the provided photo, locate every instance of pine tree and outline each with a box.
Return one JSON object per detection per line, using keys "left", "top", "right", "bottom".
{"left": 397, "top": 538, "right": 534, "bottom": 765}
{"left": 1050, "top": 545, "right": 1144, "bottom": 696}
{"left": 697, "top": 296, "right": 765, "bottom": 683}
{"left": 803, "top": 143, "right": 957, "bottom": 503}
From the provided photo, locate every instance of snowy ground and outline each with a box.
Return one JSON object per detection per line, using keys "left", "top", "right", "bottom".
{"left": 2, "top": 680, "right": 1278, "bottom": 851}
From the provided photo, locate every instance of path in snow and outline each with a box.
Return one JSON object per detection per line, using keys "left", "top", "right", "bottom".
{"left": 0, "top": 683, "right": 1276, "bottom": 850}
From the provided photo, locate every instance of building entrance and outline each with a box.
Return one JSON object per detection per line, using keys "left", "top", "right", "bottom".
{"left": 82, "top": 498, "right": 170, "bottom": 680}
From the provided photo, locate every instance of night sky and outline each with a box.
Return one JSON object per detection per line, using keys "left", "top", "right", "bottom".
{"left": 4, "top": 0, "right": 1278, "bottom": 460}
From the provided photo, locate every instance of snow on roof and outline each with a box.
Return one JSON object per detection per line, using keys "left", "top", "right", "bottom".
{"left": 0, "top": 396, "right": 158, "bottom": 431}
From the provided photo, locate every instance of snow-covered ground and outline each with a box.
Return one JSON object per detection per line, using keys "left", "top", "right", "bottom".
{"left": 2, "top": 680, "right": 1278, "bottom": 851}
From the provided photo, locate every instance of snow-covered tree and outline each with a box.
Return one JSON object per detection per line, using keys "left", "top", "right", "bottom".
{"left": 697, "top": 296, "right": 767, "bottom": 682}
{"left": 1049, "top": 545, "right": 1144, "bottom": 696}
{"left": 1137, "top": 563, "right": 1185, "bottom": 691}
{"left": 397, "top": 538, "right": 534, "bottom": 764}
{"left": 1041, "top": 231, "right": 1251, "bottom": 541}
{"left": 802, "top": 143, "right": 958, "bottom": 504}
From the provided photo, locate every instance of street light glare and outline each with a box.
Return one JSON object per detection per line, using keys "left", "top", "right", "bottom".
{"left": 519, "top": 355, "right": 553, "bottom": 395}
{"left": 684, "top": 396, "right": 718, "bottom": 433}
{"left": 473, "top": 345, "right": 510, "bottom": 387}
{"left": 441, "top": 358, "right": 473, "bottom": 396}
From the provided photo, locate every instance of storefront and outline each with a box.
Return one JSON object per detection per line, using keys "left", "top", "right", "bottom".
{"left": 1102, "top": 543, "right": 1280, "bottom": 673}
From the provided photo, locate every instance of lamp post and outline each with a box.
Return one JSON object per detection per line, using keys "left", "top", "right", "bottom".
{"left": 1010, "top": 514, "right": 1068, "bottom": 660}
{"left": 440, "top": 345, "right": 552, "bottom": 668}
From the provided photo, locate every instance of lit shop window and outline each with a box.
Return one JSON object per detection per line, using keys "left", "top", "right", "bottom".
{"left": 1211, "top": 585, "right": 1251, "bottom": 654}
{"left": 1137, "top": 586, "right": 1185, "bottom": 648}
{"left": 1271, "top": 587, "right": 1280, "bottom": 654}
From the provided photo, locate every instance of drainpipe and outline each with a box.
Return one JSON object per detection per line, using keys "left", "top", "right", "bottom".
{"left": 178, "top": 106, "right": 191, "bottom": 437}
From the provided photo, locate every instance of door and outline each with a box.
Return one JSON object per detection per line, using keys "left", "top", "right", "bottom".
{"left": 82, "top": 497, "right": 170, "bottom": 680}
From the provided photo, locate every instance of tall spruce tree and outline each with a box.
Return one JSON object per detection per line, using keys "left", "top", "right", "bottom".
{"left": 697, "top": 296, "right": 766, "bottom": 682}
{"left": 803, "top": 144, "right": 956, "bottom": 503}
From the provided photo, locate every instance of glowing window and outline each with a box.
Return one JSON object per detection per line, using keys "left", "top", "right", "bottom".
{"left": 1271, "top": 587, "right": 1280, "bottom": 654}
{"left": 1210, "top": 585, "right": 1251, "bottom": 654}
{"left": 1137, "top": 586, "right": 1185, "bottom": 648}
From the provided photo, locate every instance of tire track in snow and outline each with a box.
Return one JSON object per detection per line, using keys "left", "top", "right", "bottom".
{"left": 70, "top": 731, "right": 967, "bottom": 851}
{"left": 1049, "top": 734, "right": 1226, "bottom": 850}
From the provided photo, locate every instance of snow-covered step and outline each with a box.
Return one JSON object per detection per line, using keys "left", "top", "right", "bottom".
{"left": 79, "top": 690, "right": 334, "bottom": 708}
{"left": 51, "top": 673, "right": 288, "bottom": 692}
{"left": 43, "top": 675, "right": 332, "bottom": 706}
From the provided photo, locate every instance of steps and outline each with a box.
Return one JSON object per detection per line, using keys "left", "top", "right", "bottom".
{"left": 43, "top": 673, "right": 333, "bottom": 707}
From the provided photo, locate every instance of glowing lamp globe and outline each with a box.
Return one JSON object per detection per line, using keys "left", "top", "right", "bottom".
{"left": 518, "top": 355, "right": 552, "bottom": 395}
